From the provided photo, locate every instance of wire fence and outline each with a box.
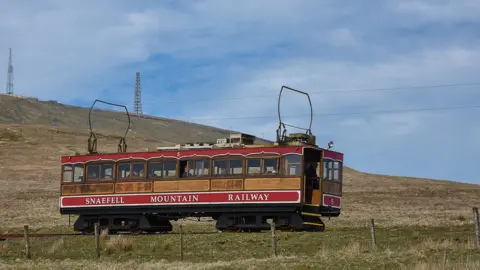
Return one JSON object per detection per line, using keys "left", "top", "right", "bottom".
{"left": 1, "top": 208, "right": 479, "bottom": 262}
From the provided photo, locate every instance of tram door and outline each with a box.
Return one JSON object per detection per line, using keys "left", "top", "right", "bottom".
{"left": 303, "top": 149, "right": 322, "bottom": 205}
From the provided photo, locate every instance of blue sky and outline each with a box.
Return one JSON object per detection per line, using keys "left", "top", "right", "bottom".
{"left": 1, "top": 0, "right": 480, "bottom": 184}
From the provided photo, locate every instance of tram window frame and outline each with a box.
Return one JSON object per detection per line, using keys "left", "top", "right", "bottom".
{"left": 212, "top": 157, "right": 244, "bottom": 177}
{"left": 283, "top": 154, "right": 302, "bottom": 177}
{"left": 130, "top": 162, "right": 146, "bottom": 180}
{"left": 212, "top": 159, "right": 228, "bottom": 177}
{"left": 323, "top": 159, "right": 332, "bottom": 180}
{"left": 62, "top": 164, "right": 73, "bottom": 182}
{"left": 73, "top": 163, "right": 84, "bottom": 183}
{"left": 246, "top": 158, "right": 261, "bottom": 176}
{"left": 263, "top": 158, "right": 280, "bottom": 176}
{"left": 179, "top": 160, "right": 193, "bottom": 178}
{"left": 193, "top": 159, "right": 210, "bottom": 177}
{"left": 116, "top": 161, "right": 146, "bottom": 181}
{"left": 86, "top": 164, "right": 101, "bottom": 181}
{"left": 162, "top": 160, "right": 177, "bottom": 178}
{"left": 228, "top": 159, "right": 243, "bottom": 176}
{"left": 323, "top": 159, "right": 342, "bottom": 182}
{"left": 245, "top": 156, "right": 281, "bottom": 177}
{"left": 147, "top": 159, "right": 178, "bottom": 179}
{"left": 148, "top": 161, "right": 164, "bottom": 179}
{"left": 117, "top": 162, "right": 131, "bottom": 181}
{"left": 100, "top": 163, "right": 114, "bottom": 181}
{"left": 179, "top": 159, "right": 211, "bottom": 178}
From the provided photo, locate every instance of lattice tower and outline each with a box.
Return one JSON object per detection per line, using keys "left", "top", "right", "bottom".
{"left": 6, "top": 48, "right": 13, "bottom": 95}
{"left": 134, "top": 71, "right": 143, "bottom": 114}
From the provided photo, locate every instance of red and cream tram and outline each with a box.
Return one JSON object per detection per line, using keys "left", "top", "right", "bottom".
{"left": 58, "top": 86, "right": 343, "bottom": 233}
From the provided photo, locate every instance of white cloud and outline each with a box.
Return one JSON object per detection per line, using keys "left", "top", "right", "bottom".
{"left": 0, "top": 1, "right": 160, "bottom": 100}
{"left": 186, "top": 45, "right": 480, "bottom": 135}
{"left": 0, "top": 0, "right": 340, "bottom": 100}
{"left": 1, "top": 0, "right": 480, "bottom": 183}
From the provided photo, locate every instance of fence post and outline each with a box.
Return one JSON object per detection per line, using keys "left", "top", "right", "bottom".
{"left": 94, "top": 222, "right": 100, "bottom": 259}
{"left": 180, "top": 223, "right": 184, "bottom": 261}
{"left": 370, "top": 219, "right": 377, "bottom": 250}
{"left": 23, "top": 225, "right": 31, "bottom": 259}
{"left": 267, "top": 219, "right": 277, "bottom": 257}
{"left": 473, "top": 207, "right": 480, "bottom": 248}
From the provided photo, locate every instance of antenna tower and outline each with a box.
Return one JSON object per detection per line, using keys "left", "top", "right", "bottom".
{"left": 6, "top": 48, "right": 13, "bottom": 95}
{"left": 133, "top": 72, "right": 143, "bottom": 114}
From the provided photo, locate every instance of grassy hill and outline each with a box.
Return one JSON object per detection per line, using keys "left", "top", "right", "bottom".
{"left": 0, "top": 94, "right": 271, "bottom": 146}
{"left": 0, "top": 94, "right": 479, "bottom": 269}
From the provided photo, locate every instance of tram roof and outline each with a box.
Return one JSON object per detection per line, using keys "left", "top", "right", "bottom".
{"left": 61, "top": 143, "right": 343, "bottom": 164}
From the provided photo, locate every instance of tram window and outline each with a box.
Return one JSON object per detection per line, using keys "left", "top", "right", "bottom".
{"left": 195, "top": 160, "right": 210, "bottom": 176}
{"left": 333, "top": 162, "right": 339, "bottom": 180}
{"left": 284, "top": 155, "right": 301, "bottom": 176}
{"left": 188, "top": 161, "right": 195, "bottom": 177}
{"left": 247, "top": 159, "right": 261, "bottom": 175}
{"left": 333, "top": 161, "right": 342, "bottom": 182}
{"left": 118, "top": 163, "right": 130, "bottom": 180}
{"left": 264, "top": 158, "right": 279, "bottom": 175}
{"left": 131, "top": 163, "right": 145, "bottom": 179}
{"left": 73, "top": 163, "right": 84, "bottom": 182}
{"left": 87, "top": 164, "right": 100, "bottom": 180}
{"left": 323, "top": 159, "right": 332, "bottom": 180}
{"left": 229, "top": 159, "right": 243, "bottom": 175}
{"left": 213, "top": 160, "right": 228, "bottom": 176}
{"left": 323, "top": 160, "right": 342, "bottom": 181}
{"left": 148, "top": 162, "right": 163, "bottom": 178}
{"left": 62, "top": 165, "right": 73, "bottom": 182}
{"left": 101, "top": 163, "right": 114, "bottom": 180}
{"left": 163, "top": 160, "right": 177, "bottom": 178}
{"left": 180, "top": 160, "right": 193, "bottom": 178}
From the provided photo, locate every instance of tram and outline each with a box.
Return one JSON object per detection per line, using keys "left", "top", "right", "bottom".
{"left": 59, "top": 86, "right": 343, "bottom": 233}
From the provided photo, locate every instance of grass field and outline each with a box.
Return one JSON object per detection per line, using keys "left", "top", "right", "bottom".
{"left": 1, "top": 221, "right": 479, "bottom": 269}
{"left": 0, "top": 97, "right": 479, "bottom": 268}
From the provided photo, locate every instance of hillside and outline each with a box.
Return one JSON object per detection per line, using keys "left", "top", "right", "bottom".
{"left": 0, "top": 94, "right": 479, "bottom": 231}
{"left": 0, "top": 94, "right": 270, "bottom": 146}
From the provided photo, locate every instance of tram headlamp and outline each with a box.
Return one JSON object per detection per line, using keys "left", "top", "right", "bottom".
{"left": 327, "top": 141, "right": 334, "bottom": 150}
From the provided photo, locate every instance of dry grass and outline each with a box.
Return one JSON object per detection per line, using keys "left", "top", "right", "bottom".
{"left": 0, "top": 258, "right": 477, "bottom": 270}
{"left": 100, "top": 229, "right": 109, "bottom": 241}
{"left": 48, "top": 237, "right": 64, "bottom": 254}
{"left": 104, "top": 235, "right": 133, "bottom": 254}
{"left": 0, "top": 225, "right": 479, "bottom": 269}
{"left": 0, "top": 127, "right": 25, "bottom": 142}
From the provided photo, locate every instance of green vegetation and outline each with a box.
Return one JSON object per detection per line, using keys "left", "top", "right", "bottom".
{"left": 1, "top": 222, "right": 479, "bottom": 269}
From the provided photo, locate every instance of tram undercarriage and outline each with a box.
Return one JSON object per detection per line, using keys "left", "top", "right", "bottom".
{"left": 73, "top": 214, "right": 173, "bottom": 234}
{"left": 213, "top": 212, "right": 325, "bottom": 232}
{"left": 73, "top": 211, "right": 325, "bottom": 234}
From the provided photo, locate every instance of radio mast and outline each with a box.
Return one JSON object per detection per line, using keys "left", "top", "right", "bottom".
{"left": 133, "top": 72, "right": 143, "bottom": 114}
{"left": 6, "top": 48, "right": 13, "bottom": 95}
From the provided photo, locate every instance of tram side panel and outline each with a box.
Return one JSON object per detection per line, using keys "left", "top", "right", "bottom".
{"left": 59, "top": 177, "right": 304, "bottom": 216}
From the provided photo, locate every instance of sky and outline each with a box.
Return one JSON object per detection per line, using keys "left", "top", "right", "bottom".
{"left": 1, "top": 0, "right": 480, "bottom": 184}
